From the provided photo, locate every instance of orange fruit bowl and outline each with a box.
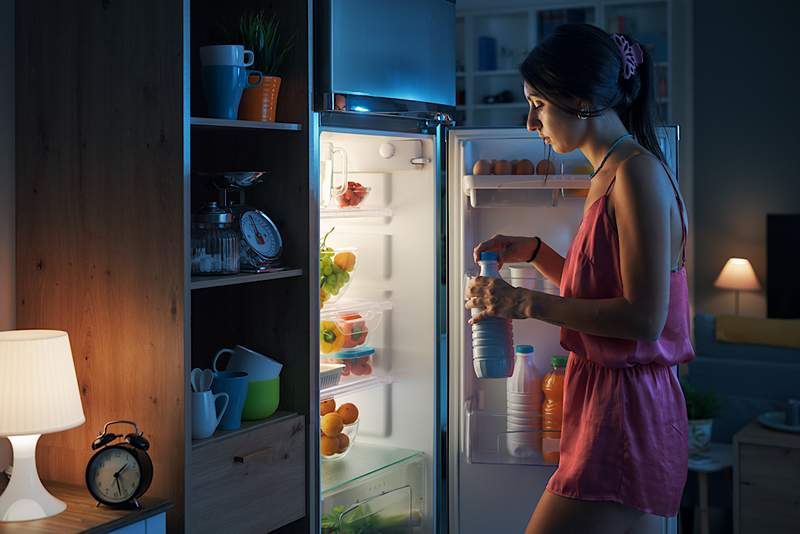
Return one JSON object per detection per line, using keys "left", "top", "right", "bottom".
{"left": 320, "top": 419, "right": 359, "bottom": 461}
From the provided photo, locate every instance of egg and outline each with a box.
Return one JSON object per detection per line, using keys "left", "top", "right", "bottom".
{"left": 513, "top": 159, "right": 534, "bottom": 175}
{"left": 472, "top": 159, "right": 493, "bottom": 175}
{"left": 493, "top": 159, "right": 512, "bottom": 175}
{"left": 536, "top": 159, "right": 556, "bottom": 175}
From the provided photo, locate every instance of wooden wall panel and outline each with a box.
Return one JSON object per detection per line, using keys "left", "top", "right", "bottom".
{"left": 15, "top": 0, "right": 186, "bottom": 529}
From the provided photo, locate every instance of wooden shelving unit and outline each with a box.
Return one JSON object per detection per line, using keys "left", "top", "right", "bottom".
{"left": 191, "top": 411, "right": 298, "bottom": 450}
{"left": 15, "top": 1, "right": 314, "bottom": 532}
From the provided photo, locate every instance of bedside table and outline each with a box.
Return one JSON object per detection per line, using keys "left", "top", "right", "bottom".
{"left": 733, "top": 419, "right": 800, "bottom": 534}
{"left": 687, "top": 443, "right": 733, "bottom": 534}
{"left": 0, "top": 480, "right": 171, "bottom": 533}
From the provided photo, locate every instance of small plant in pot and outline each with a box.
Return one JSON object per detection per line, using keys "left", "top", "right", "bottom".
{"left": 238, "top": 11, "right": 295, "bottom": 122}
{"left": 680, "top": 378, "right": 722, "bottom": 454}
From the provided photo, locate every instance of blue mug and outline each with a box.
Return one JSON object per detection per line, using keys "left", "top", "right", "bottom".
{"left": 202, "top": 65, "right": 263, "bottom": 119}
{"left": 212, "top": 370, "right": 250, "bottom": 430}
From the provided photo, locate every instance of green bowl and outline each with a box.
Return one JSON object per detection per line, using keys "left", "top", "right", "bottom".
{"left": 241, "top": 377, "right": 280, "bottom": 420}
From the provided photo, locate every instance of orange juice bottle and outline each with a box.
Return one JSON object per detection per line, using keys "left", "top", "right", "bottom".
{"left": 541, "top": 355, "right": 568, "bottom": 463}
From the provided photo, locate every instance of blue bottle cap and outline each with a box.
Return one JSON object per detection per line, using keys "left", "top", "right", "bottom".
{"left": 480, "top": 251, "right": 499, "bottom": 261}
{"left": 515, "top": 344, "right": 534, "bottom": 354}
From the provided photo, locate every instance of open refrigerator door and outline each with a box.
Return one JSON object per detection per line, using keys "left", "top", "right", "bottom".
{"left": 448, "top": 127, "right": 679, "bottom": 534}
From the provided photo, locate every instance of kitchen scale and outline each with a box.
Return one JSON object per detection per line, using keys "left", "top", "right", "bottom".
{"left": 208, "top": 172, "right": 285, "bottom": 273}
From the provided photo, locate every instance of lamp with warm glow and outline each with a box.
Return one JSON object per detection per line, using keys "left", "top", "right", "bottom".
{"left": 714, "top": 257, "right": 761, "bottom": 315}
{"left": 0, "top": 330, "right": 85, "bottom": 521}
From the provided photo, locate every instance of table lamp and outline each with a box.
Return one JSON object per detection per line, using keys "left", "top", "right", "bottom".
{"left": 714, "top": 257, "right": 761, "bottom": 315}
{"left": 0, "top": 330, "right": 85, "bottom": 521}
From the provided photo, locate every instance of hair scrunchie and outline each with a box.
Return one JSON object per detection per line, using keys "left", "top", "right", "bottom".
{"left": 612, "top": 33, "right": 644, "bottom": 80}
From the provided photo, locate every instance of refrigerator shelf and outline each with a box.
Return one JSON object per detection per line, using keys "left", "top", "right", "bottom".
{"left": 322, "top": 442, "right": 423, "bottom": 496}
{"left": 464, "top": 174, "right": 591, "bottom": 193}
{"left": 465, "top": 403, "right": 559, "bottom": 467}
{"left": 320, "top": 207, "right": 393, "bottom": 220}
{"left": 320, "top": 373, "right": 392, "bottom": 401}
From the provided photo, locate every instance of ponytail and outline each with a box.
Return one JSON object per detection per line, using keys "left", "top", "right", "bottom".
{"left": 614, "top": 33, "right": 665, "bottom": 164}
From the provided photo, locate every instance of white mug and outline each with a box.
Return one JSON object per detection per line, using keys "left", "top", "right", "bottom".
{"left": 199, "top": 45, "right": 254, "bottom": 67}
{"left": 192, "top": 390, "right": 229, "bottom": 440}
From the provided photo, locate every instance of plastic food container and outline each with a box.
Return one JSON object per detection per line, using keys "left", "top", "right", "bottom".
{"left": 321, "top": 346, "right": 375, "bottom": 378}
{"left": 321, "top": 419, "right": 359, "bottom": 461}
{"left": 319, "top": 300, "right": 390, "bottom": 354}
{"left": 320, "top": 247, "right": 358, "bottom": 308}
{"left": 506, "top": 264, "right": 560, "bottom": 295}
{"left": 319, "top": 363, "right": 345, "bottom": 389}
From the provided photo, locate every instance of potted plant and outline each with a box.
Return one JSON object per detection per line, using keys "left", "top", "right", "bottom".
{"left": 680, "top": 378, "right": 722, "bottom": 454}
{"left": 238, "top": 11, "right": 294, "bottom": 122}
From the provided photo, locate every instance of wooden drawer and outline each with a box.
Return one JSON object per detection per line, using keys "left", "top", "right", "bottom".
{"left": 739, "top": 444, "right": 800, "bottom": 534}
{"left": 189, "top": 415, "right": 305, "bottom": 534}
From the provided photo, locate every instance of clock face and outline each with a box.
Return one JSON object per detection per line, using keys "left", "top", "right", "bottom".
{"left": 240, "top": 210, "right": 282, "bottom": 260}
{"left": 87, "top": 446, "right": 142, "bottom": 504}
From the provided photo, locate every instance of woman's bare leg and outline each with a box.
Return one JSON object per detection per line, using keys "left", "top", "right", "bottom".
{"left": 525, "top": 489, "right": 645, "bottom": 534}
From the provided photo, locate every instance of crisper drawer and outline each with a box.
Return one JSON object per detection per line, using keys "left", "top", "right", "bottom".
{"left": 322, "top": 445, "right": 426, "bottom": 533}
{"left": 189, "top": 414, "right": 305, "bottom": 534}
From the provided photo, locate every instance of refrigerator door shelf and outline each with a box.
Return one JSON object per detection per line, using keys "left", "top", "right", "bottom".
{"left": 320, "top": 207, "right": 393, "bottom": 220}
{"left": 464, "top": 174, "right": 591, "bottom": 208}
{"left": 465, "top": 402, "right": 560, "bottom": 467}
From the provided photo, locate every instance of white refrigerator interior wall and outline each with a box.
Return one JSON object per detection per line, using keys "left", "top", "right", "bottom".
{"left": 0, "top": 0, "right": 15, "bottom": 471}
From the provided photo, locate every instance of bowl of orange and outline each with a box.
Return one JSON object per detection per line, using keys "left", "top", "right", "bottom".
{"left": 320, "top": 400, "right": 360, "bottom": 460}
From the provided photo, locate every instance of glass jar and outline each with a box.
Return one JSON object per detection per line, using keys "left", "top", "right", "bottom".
{"left": 191, "top": 201, "right": 239, "bottom": 275}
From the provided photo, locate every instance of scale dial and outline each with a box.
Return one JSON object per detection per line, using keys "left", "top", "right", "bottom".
{"left": 239, "top": 209, "right": 282, "bottom": 261}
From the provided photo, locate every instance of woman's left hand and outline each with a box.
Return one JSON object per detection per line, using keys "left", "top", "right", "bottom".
{"left": 465, "top": 276, "right": 527, "bottom": 324}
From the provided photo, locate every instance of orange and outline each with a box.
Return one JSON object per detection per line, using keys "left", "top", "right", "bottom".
{"left": 337, "top": 403, "right": 359, "bottom": 425}
{"left": 321, "top": 412, "right": 344, "bottom": 437}
{"left": 320, "top": 435, "right": 339, "bottom": 456}
{"left": 320, "top": 399, "right": 336, "bottom": 416}
{"left": 337, "top": 432, "right": 350, "bottom": 453}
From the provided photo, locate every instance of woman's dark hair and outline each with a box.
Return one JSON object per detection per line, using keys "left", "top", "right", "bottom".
{"left": 520, "top": 24, "right": 665, "bottom": 163}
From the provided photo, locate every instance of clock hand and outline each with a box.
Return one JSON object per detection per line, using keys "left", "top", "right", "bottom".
{"left": 115, "top": 476, "right": 122, "bottom": 497}
{"left": 113, "top": 463, "right": 129, "bottom": 478}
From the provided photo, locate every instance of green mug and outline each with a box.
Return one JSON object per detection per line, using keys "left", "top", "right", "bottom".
{"left": 241, "top": 376, "right": 280, "bottom": 420}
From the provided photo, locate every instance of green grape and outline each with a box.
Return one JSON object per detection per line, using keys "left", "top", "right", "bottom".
{"left": 330, "top": 286, "right": 340, "bottom": 296}
{"left": 342, "top": 271, "right": 350, "bottom": 283}
{"left": 322, "top": 264, "right": 332, "bottom": 276}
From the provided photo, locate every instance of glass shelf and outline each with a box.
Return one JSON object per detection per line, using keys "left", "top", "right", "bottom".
{"left": 190, "top": 268, "right": 303, "bottom": 290}
{"left": 320, "top": 207, "right": 393, "bottom": 220}
{"left": 322, "top": 442, "right": 423, "bottom": 496}
{"left": 321, "top": 373, "right": 393, "bottom": 401}
{"left": 465, "top": 403, "right": 559, "bottom": 467}
{"left": 190, "top": 117, "right": 302, "bottom": 131}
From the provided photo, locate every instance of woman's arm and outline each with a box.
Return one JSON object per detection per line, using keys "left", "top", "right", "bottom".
{"left": 530, "top": 240, "right": 565, "bottom": 288}
{"left": 468, "top": 155, "right": 673, "bottom": 341}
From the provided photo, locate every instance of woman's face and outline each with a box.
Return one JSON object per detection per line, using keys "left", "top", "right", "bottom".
{"left": 523, "top": 81, "right": 585, "bottom": 154}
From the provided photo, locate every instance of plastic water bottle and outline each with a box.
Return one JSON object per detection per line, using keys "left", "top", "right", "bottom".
{"left": 471, "top": 251, "right": 514, "bottom": 378}
{"left": 506, "top": 344, "right": 542, "bottom": 457}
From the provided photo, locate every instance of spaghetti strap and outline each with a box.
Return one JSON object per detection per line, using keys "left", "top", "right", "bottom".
{"left": 604, "top": 153, "right": 688, "bottom": 269}
{"left": 658, "top": 160, "right": 687, "bottom": 269}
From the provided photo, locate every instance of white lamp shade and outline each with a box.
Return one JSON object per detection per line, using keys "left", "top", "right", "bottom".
{"left": 0, "top": 330, "right": 85, "bottom": 436}
{"left": 714, "top": 258, "right": 761, "bottom": 291}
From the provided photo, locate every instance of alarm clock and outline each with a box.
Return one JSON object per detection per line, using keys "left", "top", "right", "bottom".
{"left": 86, "top": 420, "right": 153, "bottom": 509}
{"left": 234, "top": 206, "right": 283, "bottom": 272}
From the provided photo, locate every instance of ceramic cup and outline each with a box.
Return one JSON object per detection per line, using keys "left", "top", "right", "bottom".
{"left": 192, "top": 390, "right": 229, "bottom": 440}
{"left": 241, "top": 376, "right": 280, "bottom": 420}
{"left": 213, "top": 344, "right": 282, "bottom": 380}
{"left": 212, "top": 370, "right": 249, "bottom": 430}
{"left": 201, "top": 66, "right": 263, "bottom": 119}
{"left": 199, "top": 45, "right": 254, "bottom": 67}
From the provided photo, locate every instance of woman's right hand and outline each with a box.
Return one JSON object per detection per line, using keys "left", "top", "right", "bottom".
{"left": 473, "top": 234, "right": 538, "bottom": 267}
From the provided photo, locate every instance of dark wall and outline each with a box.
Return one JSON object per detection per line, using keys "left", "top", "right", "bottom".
{"left": 694, "top": 0, "right": 800, "bottom": 317}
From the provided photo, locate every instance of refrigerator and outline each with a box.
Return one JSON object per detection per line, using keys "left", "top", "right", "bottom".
{"left": 314, "top": 2, "right": 680, "bottom": 532}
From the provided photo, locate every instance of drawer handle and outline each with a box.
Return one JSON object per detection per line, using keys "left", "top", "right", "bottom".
{"left": 234, "top": 447, "right": 272, "bottom": 464}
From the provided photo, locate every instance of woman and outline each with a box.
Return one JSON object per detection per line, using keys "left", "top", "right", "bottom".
{"left": 466, "top": 24, "right": 694, "bottom": 533}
